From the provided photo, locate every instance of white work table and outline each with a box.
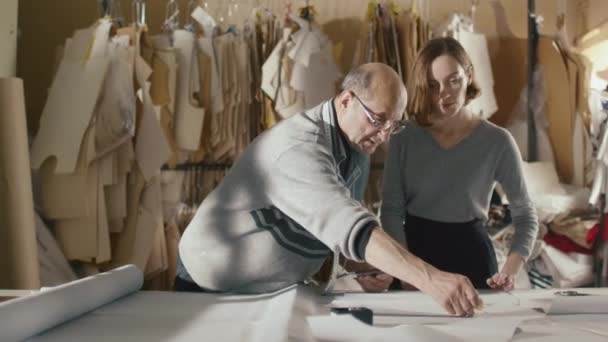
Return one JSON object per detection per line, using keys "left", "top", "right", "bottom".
{"left": 1, "top": 266, "right": 607, "bottom": 341}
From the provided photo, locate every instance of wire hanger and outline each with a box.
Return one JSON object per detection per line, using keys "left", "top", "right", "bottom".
{"left": 217, "top": 1, "right": 226, "bottom": 25}
{"left": 232, "top": 0, "right": 240, "bottom": 22}
{"left": 226, "top": 0, "right": 241, "bottom": 32}
{"left": 469, "top": 0, "right": 478, "bottom": 31}
{"left": 99, "top": 0, "right": 111, "bottom": 18}
{"left": 299, "top": 0, "right": 315, "bottom": 28}
{"left": 99, "top": 0, "right": 124, "bottom": 27}
{"left": 111, "top": 0, "right": 124, "bottom": 27}
{"left": 162, "top": 0, "right": 180, "bottom": 32}
{"left": 227, "top": 1, "right": 234, "bottom": 27}
{"left": 132, "top": 0, "right": 147, "bottom": 28}
{"left": 184, "top": 0, "right": 198, "bottom": 32}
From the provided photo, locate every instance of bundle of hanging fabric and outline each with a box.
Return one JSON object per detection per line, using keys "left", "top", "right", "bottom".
{"left": 27, "top": 1, "right": 290, "bottom": 290}
{"left": 357, "top": 0, "right": 432, "bottom": 213}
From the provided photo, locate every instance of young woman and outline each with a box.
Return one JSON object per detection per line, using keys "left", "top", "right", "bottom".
{"left": 380, "top": 37, "right": 538, "bottom": 290}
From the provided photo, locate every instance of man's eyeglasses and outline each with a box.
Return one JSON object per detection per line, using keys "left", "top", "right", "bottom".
{"left": 351, "top": 92, "right": 407, "bottom": 135}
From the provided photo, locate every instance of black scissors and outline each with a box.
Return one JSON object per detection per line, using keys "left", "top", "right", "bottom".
{"left": 554, "top": 290, "right": 591, "bottom": 296}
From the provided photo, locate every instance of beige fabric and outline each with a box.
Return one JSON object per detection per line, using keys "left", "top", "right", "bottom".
{"left": 549, "top": 213, "right": 597, "bottom": 249}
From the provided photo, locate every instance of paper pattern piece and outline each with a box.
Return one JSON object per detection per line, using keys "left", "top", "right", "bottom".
{"left": 53, "top": 161, "right": 102, "bottom": 262}
{"left": 38, "top": 123, "right": 96, "bottom": 220}
{"left": 308, "top": 315, "right": 460, "bottom": 342}
{"left": 134, "top": 55, "right": 170, "bottom": 181}
{"left": 549, "top": 315, "right": 608, "bottom": 338}
{"left": 95, "top": 43, "right": 136, "bottom": 155}
{"left": 109, "top": 170, "right": 163, "bottom": 271}
{"left": 330, "top": 291, "right": 520, "bottom": 317}
{"left": 198, "top": 37, "right": 224, "bottom": 114}
{"left": 261, "top": 24, "right": 341, "bottom": 120}
{"left": 105, "top": 173, "right": 127, "bottom": 223}
{"left": 173, "top": 30, "right": 205, "bottom": 151}
{"left": 549, "top": 294, "right": 608, "bottom": 315}
{"left": 35, "top": 212, "right": 77, "bottom": 287}
{"left": 191, "top": 6, "right": 217, "bottom": 37}
{"left": 308, "top": 315, "right": 522, "bottom": 342}
{"left": 30, "top": 27, "right": 110, "bottom": 173}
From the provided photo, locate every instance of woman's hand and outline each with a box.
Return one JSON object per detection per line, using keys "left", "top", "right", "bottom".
{"left": 486, "top": 272, "right": 515, "bottom": 291}
{"left": 487, "top": 253, "right": 524, "bottom": 291}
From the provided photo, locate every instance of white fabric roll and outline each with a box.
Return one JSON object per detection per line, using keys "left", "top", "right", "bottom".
{"left": 0, "top": 77, "right": 39, "bottom": 289}
{"left": 0, "top": 265, "right": 143, "bottom": 341}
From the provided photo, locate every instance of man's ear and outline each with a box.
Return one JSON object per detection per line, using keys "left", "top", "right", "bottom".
{"left": 338, "top": 90, "right": 351, "bottom": 110}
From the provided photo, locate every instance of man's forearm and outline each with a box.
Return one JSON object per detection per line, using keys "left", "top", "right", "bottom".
{"left": 363, "top": 227, "right": 482, "bottom": 316}
{"left": 363, "top": 226, "right": 436, "bottom": 290}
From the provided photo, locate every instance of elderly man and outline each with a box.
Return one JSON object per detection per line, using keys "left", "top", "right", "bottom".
{"left": 176, "top": 63, "right": 482, "bottom": 316}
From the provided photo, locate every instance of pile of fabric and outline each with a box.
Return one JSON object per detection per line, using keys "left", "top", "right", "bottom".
{"left": 491, "top": 161, "right": 603, "bottom": 289}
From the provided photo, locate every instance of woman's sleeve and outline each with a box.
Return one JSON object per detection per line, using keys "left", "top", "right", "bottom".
{"left": 380, "top": 136, "right": 408, "bottom": 246}
{"left": 495, "top": 131, "right": 539, "bottom": 259}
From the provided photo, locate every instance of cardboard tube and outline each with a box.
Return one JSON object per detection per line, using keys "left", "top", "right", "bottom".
{"left": 0, "top": 77, "right": 40, "bottom": 289}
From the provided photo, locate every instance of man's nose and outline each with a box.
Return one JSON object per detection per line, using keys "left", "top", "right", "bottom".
{"left": 377, "top": 129, "right": 391, "bottom": 142}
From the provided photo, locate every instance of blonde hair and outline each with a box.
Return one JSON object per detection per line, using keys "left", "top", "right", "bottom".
{"left": 406, "top": 37, "right": 481, "bottom": 126}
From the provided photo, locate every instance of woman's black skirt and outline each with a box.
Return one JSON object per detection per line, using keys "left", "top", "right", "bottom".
{"left": 405, "top": 213, "right": 498, "bottom": 289}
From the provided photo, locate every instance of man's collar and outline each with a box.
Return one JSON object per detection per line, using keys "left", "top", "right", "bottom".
{"left": 321, "top": 99, "right": 347, "bottom": 165}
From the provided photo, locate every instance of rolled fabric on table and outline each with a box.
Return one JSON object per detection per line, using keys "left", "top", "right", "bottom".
{"left": 0, "top": 265, "right": 143, "bottom": 341}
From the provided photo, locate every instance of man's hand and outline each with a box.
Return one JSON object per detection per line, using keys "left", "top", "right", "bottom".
{"left": 355, "top": 272, "right": 393, "bottom": 292}
{"left": 487, "top": 272, "right": 515, "bottom": 291}
{"left": 362, "top": 227, "right": 482, "bottom": 316}
{"left": 423, "top": 270, "right": 482, "bottom": 317}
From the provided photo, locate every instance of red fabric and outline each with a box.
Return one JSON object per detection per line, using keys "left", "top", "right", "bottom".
{"left": 544, "top": 232, "right": 592, "bottom": 255}
{"left": 585, "top": 224, "right": 608, "bottom": 244}
{"left": 586, "top": 215, "right": 608, "bottom": 246}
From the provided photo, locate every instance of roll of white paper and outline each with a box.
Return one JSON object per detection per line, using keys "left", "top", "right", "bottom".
{"left": 0, "top": 77, "right": 40, "bottom": 290}
{"left": 0, "top": 265, "right": 143, "bottom": 341}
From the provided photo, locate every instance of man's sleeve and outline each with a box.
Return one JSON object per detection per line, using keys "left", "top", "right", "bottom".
{"left": 268, "top": 143, "right": 379, "bottom": 262}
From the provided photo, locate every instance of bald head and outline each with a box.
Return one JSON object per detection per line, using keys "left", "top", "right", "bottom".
{"left": 335, "top": 63, "right": 407, "bottom": 154}
{"left": 341, "top": 63, "right": 407, "bottom": 119}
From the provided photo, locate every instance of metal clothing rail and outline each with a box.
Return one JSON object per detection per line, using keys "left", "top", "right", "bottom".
{"left": 161, "top": 162, "right": 232, "bottom": 171}
{"left": 98, "top": 0, "right": 142, "bottom": 26}
{"left": 163, "top": 162, "right": 384, "bottom": 172}
{"left": 527, "top": 0, "right": 539, "bottom": 162}
{"left": 593, "top": 88, "right": 608, "bottom": 287}
{"left": 593, "top": 198, "right": 606, "bottom": 287}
